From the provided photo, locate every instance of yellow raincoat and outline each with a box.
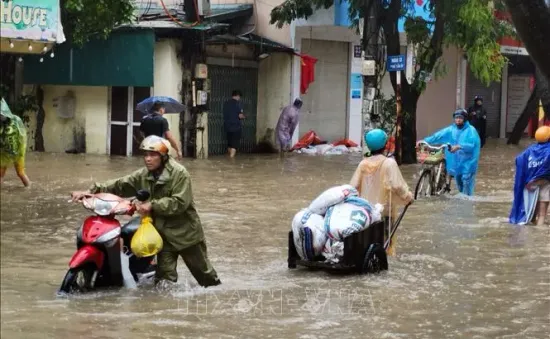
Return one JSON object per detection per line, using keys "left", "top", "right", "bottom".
{"left": 350, "top": 154, "right": 411, "bottom": 255}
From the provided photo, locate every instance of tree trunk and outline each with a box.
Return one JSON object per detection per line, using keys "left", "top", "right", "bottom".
{"left": 536, "top": 66, "right": 550, "bottom": 119}
{"left": 506, "top": 84, "right": 538, "bottom": 145}
{"left": 360, "top": 0, "right": 381, "bottom": 135}
{"left": 400, "top": 87, "right": 420, "bottom": 164}
{"left": 507, "top": 66, "right": 550, "bottom": 144}
{"left": 503, "top": 0, "right": 550, "bottom": 81}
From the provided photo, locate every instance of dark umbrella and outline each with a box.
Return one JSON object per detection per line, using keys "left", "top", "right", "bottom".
{"left": 136, "top": 96, "right": 185, "bottom": 114}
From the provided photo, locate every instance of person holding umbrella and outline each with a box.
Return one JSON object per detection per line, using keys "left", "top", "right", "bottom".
{"left": 138, "top": 97, "right": 184, "bottom": 160}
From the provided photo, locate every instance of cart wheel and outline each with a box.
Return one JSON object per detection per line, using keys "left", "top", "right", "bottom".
{"left": 288, "top": 231, "right": 297, "bottom": 269}
{"left": 361, "top": 243, "right": 388, "bottom": 274}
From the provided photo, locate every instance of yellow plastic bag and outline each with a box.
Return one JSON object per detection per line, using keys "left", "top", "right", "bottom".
{"left": 130, "top": 216, "right": 163, "bottom": 258}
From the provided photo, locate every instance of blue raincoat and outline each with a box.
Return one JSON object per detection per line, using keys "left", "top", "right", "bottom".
{"left": 509, "top": 142, "right": 550, "bottom": 224}
{"left": 423, "top": 121, "right": 481, "bottom": 196}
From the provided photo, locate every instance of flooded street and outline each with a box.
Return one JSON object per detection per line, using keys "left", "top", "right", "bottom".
{"left": 1, "top": 140, "right": 549, "bottom": 339}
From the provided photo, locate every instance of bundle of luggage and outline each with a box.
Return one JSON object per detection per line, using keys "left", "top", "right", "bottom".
{"left": 291, "top": 185, "right": 384, "bottom": 263}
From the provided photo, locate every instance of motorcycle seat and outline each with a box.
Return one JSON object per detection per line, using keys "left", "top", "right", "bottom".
{"left": 121, "top": 216, "right": 141, "bottom": 235}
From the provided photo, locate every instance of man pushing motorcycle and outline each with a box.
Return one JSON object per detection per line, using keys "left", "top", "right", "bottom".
{"left": 71, "top": 136, "right": 221, "bottom": 288}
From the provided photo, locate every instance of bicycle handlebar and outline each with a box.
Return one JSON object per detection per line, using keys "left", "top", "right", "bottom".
{"left": 416, "top": 141, "right": 451, "bottom": 151}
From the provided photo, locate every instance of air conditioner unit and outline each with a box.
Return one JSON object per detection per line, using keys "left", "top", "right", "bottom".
{"left": 197, "top": 0, "right": 210, "bottom": 16}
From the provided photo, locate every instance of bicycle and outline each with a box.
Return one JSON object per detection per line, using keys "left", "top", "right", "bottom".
{"left": 414, "top": 141, "right": 452, "bottom": 199}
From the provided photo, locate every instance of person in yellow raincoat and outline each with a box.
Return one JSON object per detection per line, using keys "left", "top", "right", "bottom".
{"left": 350, "top": 129, "right": 413, "bottom": 256}
{"left": 0, "top": 98, "right": 31, "bottom": 187}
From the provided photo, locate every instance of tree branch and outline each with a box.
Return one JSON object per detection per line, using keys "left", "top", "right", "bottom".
{"left": 503, "top": 0, "right": 550, "bottom": 81}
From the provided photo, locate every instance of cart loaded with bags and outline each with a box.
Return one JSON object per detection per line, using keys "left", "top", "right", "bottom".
{"left": 287, "top": 185, "right": 410, "bottom": 274}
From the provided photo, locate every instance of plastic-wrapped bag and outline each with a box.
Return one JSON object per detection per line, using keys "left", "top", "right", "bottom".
{"left": 131, "top": 216, "right": 163, "bottom": 258}
{"left": 308, "top": 184, "right": 358, "bottom": 215}
{"left": 291, "top": 209, "right": 327, "bottom": 260}
{"left": 120, "top": 252, "right": 137, "bottom": 289}
{"left": 314, "top": 144, "right": 333, "bottom": 155}
{"left": 324, "top": 198, "right": 384, "bottom": 241}
{"left": 301, "top": 146, "right": 318, "bottom": 155}
{"left": 324, "top": 145, "right": 350, "bottom": 155}
{"left": 322, "top": 239, "right": 345, "bottom": 264}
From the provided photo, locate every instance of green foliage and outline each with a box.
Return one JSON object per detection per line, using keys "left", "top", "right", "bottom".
{"left": 62, "top": 0, "right": 135, "bottom": 46}
{"left": 270, "top": 0, "right": 333, "bottom": 28}
{"left": 445, "top": 0, "right": 507, "bottom": 86}
{"left": 270, "top": 0, "right": 510, "bottom": 89}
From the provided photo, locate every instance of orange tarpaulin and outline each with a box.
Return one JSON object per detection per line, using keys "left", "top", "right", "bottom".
{"left": 291, "top": 130, "right": 319, "bottom": 151}
{"left": 333, "top": 139, "right": 358, "bottom": 148}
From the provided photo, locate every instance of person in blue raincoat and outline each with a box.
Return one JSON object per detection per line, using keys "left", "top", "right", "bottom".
{"left": 418, "top": 109, "right": 481, "bottom": 196}
{"left": 509, "top": 126, "right": 550, "bottom": 225}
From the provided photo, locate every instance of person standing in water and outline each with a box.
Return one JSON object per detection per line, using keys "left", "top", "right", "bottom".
{"left": 350, "top": 129, "right": 414, "bottom": 256}
{"left": 419, "top": 109, "right": 481, "bottom": 196}
{"left": 0, "top": 98, "right": 31, "bottom": 187}
{"left": 71, "top": 136, "right": 221, "bottom": 287}
{"left": 223, "top": 90, "right": 245, "bottom": 158}
{"left": 275, "top": 98, "right": 303, "bottom": 152}
{"left": 467, "top": 95, "right": 488, "bottom": 148}
{"left": 509, "top": 126, "right": 550, "bottom": 226}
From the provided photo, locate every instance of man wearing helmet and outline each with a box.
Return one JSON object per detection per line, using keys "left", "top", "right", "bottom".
{"left": 71, "top": 135, "right": 221, "bottom": 287}
{"left": 509, "top": 126, "right": 550, "bottom": 226}
{"left": 467, "top": 96, "right": 488, "bottom": 148}
{"left": 350, "top": 129, "right": 414, "bottom": 256}
{"left": 418, "top": 109, "right": 481, "bottom": 196}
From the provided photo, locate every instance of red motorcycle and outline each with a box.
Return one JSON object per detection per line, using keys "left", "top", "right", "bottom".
{"left": 58, "top": 190, "right": 157, "bottom": 294}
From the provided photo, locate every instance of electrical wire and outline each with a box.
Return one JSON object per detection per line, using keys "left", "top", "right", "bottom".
{"left": 158, "top": 0, "right": 201, "bottom": 27}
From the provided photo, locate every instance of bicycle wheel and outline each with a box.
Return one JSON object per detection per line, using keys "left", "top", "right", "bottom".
{"left": 434, "top": 164, "right": 448, "bottom": 195}
{"left": 414, "top": 169, "right": 433, "bottom": 199}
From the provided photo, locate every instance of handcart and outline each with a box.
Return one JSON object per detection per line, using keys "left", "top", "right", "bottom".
{"left": 288, "top": 204, "right": 410, "bottom": 274}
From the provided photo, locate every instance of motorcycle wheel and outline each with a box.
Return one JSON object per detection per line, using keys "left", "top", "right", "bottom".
{"left": 58, "top": 263, "right": 97, "bottom": 294}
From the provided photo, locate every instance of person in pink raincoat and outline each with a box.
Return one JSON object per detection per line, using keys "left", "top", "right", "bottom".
{"left": 275, "top": 98, "right": 303, "bottom": 152}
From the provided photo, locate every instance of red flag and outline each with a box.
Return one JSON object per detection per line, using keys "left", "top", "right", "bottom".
{"left": 300, "top": 54, "right": 318, "bottom": 95}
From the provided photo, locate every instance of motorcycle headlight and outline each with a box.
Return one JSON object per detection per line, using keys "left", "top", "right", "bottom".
{"left": 93, "top": 199, "right": 117, "bottom": 216}
{"left": 95, "top": 227, "right": 121, "bottom": 244}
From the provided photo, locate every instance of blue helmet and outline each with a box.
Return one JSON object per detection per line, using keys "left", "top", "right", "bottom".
{"left": 453, "top": 108, "right": 468, "bottom": 119}
{"left": 364, "top": 129, "right": 388, "bottom": 152}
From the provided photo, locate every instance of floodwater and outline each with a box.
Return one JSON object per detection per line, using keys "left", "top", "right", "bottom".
{"left": 1, "top": 140, "right": 549, "bottom": 339}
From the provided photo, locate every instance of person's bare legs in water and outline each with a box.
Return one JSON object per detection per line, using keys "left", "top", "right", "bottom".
{"left": 0, "top": 160, "right": 31, "bottom": 187}
{"left": 536, "top": 181, "right": 549, "bottom": 226}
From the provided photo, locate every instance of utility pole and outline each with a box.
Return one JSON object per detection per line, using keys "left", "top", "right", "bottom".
{"left": 361, "top": 0, "right": 380, "bottom": 146}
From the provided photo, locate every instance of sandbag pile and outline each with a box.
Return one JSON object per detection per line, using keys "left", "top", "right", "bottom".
{"left": 290, "top": 130, "right": 363, "bottom": 156}
{"left": 291, "top": 185, "right": 384, "bottom": 262}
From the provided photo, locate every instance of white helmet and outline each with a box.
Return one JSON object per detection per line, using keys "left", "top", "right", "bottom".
{"left": 140, "top": 135, "right": 171, "bottom": 157}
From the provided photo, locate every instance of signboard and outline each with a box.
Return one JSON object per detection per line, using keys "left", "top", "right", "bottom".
{"left": 494, "top": 10, "right": 529, "bottom": 56}
{"left": 350, "top": 73, "right": 362, "bottom": 90}
{"left": 1, "top": 0, "right": 61, "bottom": 42}
{"left": 362, "top": 60, "right": 375, "bottom": 76}
{"left": 353, "top": 45, "right": 362, "bottom": 58}
{"left": 506, "top": 75, "right": 531, "bottom": 133}
{"left": 387, "top": 55, "right": 406, "bottom": 72}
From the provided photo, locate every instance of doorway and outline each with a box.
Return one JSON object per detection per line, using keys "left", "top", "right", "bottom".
{"left": 109, "top": 86, "right": 151, "bottom": 156}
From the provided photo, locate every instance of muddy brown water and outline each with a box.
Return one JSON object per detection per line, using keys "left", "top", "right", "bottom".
{"left": 1, "top": 140, "right": 549, "bottom": 339}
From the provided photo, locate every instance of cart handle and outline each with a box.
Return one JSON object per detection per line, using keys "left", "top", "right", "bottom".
{"left": 384, "top": 203, "right": 411, "bottom": 250}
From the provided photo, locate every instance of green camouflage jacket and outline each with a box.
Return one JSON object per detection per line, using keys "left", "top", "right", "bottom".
{"left": 90, "top": 159, "right": 205, "bottom": 251}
